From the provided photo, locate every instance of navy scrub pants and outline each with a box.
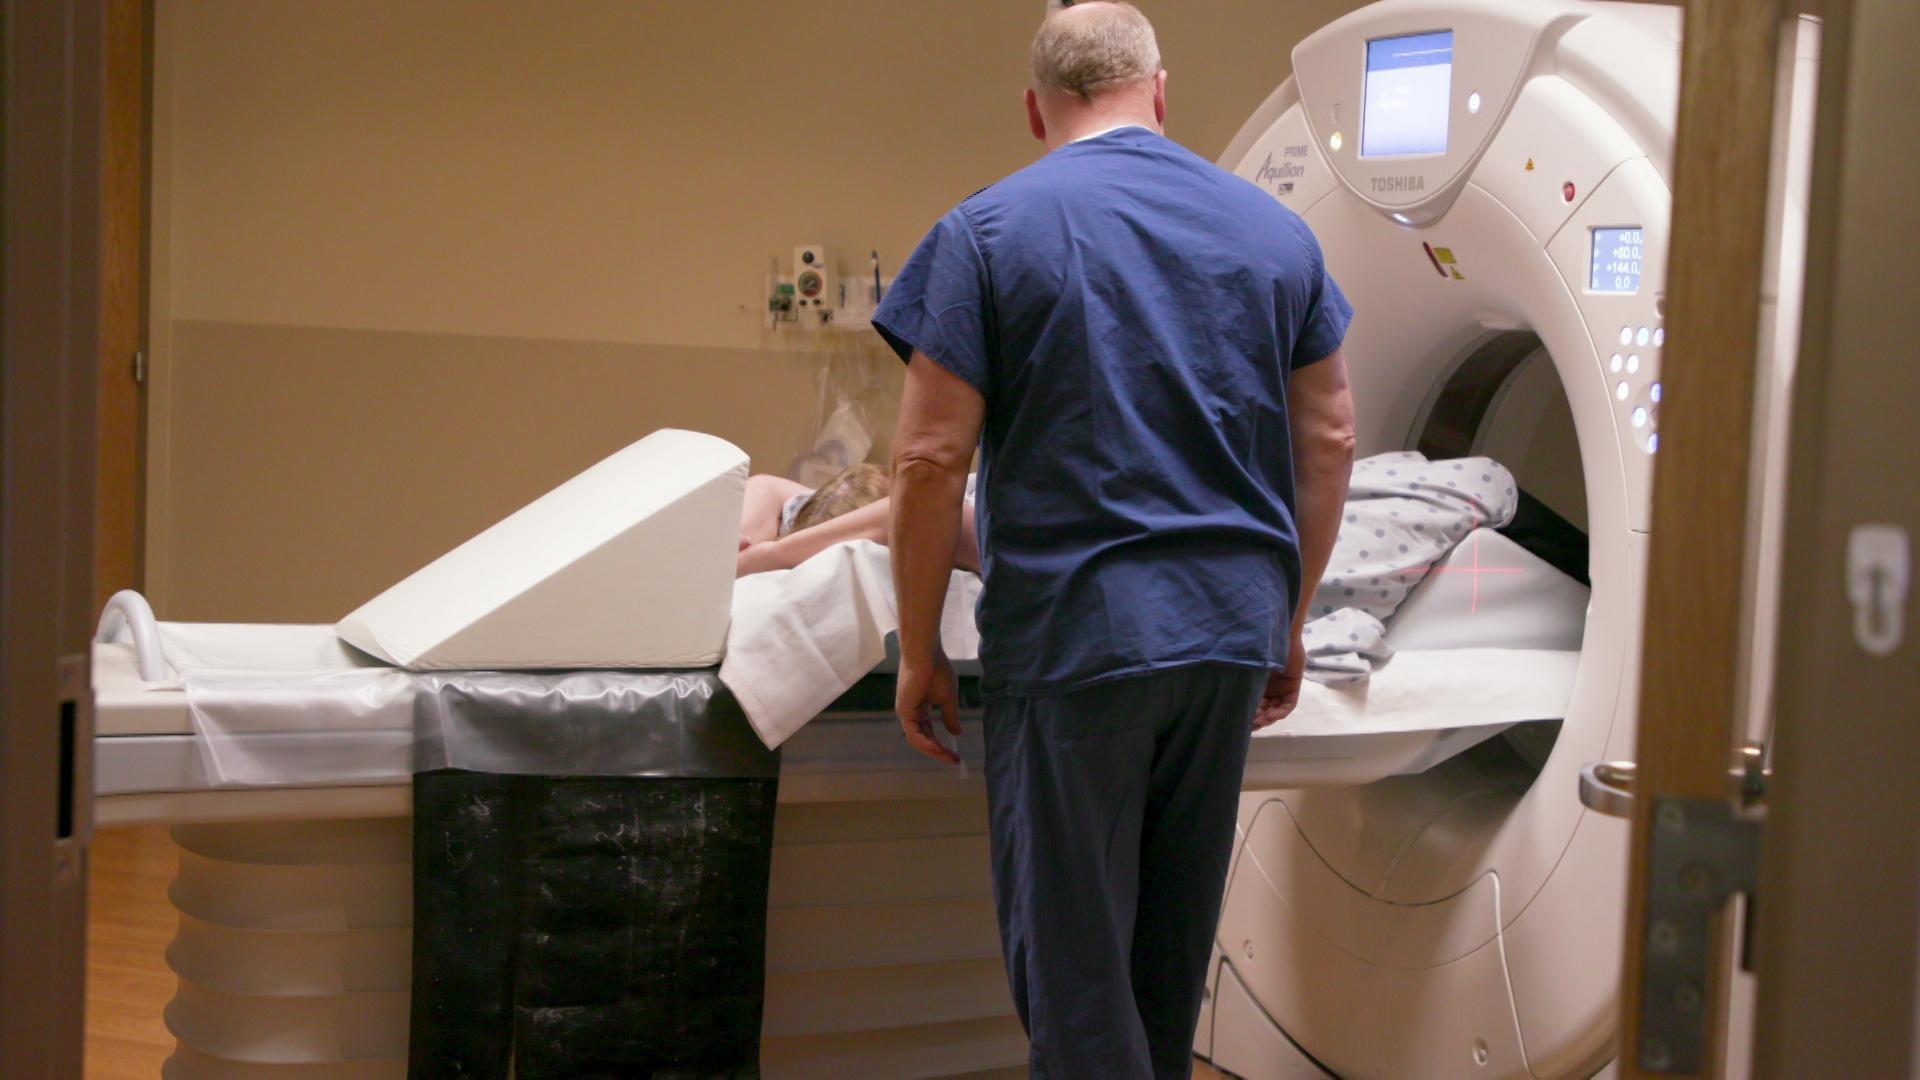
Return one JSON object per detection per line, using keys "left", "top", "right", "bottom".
{"left": 982, "top": 663, "right": 1264, "bottom": 1079}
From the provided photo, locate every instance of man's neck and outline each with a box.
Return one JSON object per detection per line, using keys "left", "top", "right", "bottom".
{"left": 1047, "top": 108, "right": 1161, "bottom": 151}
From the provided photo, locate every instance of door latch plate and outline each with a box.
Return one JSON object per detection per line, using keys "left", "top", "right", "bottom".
{"left": 1637, "top": 795, "right": 1761, "bottom": 1074}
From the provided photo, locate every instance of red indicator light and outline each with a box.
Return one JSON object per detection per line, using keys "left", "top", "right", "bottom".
{"left": 1563, "top": 181, "right": 1577, "bottom": 203}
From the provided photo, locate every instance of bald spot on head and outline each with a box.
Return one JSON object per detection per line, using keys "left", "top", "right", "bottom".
{"left": 1031, "top": 1, "right": 1162, "bottom": 100}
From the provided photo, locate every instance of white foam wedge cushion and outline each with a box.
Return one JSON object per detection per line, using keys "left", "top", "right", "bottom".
{"left": 335, "top": 430, "right": 747, "bottom": 670}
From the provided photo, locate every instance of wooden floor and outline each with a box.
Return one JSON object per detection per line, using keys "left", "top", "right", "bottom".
{"left": 86, "top": 826, "right": 179, "bottom": 1079}
{"left": 83, "top": 825, "right": 1242, "bottom": 1079}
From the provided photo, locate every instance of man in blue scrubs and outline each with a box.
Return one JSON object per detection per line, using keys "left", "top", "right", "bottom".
{"left": 874, "top": 3, "right": 1356, "bottom": 1075}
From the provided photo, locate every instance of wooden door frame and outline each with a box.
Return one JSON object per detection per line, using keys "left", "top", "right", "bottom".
{"left": 1, "top": 1, "right": 107, "bottom": 1075}
{"left": 96, "top": 0, "right": 151, "bottom": 612}
{"left": 1618, "top": 0, "right": 1790, "bottom": 1076}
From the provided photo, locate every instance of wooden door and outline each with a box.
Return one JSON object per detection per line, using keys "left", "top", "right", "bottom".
{"left": 96, "top": 0, "right": 148, "bottom": 611}
{"left": 1749, "top": 0, "right": 1920, "bottom": 1072}
{"left": 1, "top": 1, "right": 107, "bottom": 1075}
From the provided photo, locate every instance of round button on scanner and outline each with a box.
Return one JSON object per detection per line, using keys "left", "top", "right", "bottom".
{"left": 1627, "top": 354, "right": 1641, "bottom": 374}
{"left": 1620, "top": 326, "right": 1634, "bottom": 346}
{"left": 1616, "top": 381, "right": 1631, "bottom": 401}
{"left": 1636, "top": 327, "right": 1651, "bottom": 347}
{"left": 1654, "top": 327, "right": 1666, "bottom": 347}
{"left": 1651, "top": 381, "right": 1663, "bottom": 403}
{"left": 1610, "top": 354, "right": 1624, "bottom": 373}
{"left": 1468, "top": 91, "right": 1482, "bottom": 115}
{"left": 1647, "top": 432, "right": 1660, "bottom": 454}
{"left": 1632, "top": 407, "right": 1648, "bottom": 428}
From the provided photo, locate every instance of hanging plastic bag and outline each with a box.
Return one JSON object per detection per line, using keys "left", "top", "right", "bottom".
{"left": 785, "top": 338, "right": 903, "bottom": 484}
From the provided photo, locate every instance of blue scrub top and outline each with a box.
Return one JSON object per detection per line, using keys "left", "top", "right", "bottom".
{"left": 874, "top": 126, "right": 1352, "bottom": 696}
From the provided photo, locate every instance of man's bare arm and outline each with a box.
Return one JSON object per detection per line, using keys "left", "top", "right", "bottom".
{"left": 1257, "top": 349, "right": 1357, "bottom": 726}
{"left": 890, "top": 355, "right": 986, "bottom": 762}
{"left": 1288, "top": 349, "right": 1357, "bottom": 637}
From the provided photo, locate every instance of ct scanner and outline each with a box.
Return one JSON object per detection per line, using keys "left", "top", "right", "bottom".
{"left": 85, "top": 1, "right": 1817, "bottom": 1077}
{"left": 1197, "top": 1, "right": 1814, "bottom": 1076}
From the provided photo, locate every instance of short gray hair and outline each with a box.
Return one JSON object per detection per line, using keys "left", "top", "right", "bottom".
{"left": 1031, "top": 1, "right": 1162, "bottom": 100}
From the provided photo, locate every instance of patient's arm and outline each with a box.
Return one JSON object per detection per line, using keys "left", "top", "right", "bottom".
{"left": 1257, "top": 349, "right": 1357, "bottom": 726}
{"left": 740, "top": 473, "right": 812, "bottom": 546}
{"left": 739, "top": 499, "right": 887, "bottom": 575}
{"left": 734, "top": 496, "right": 980, "bottom": 576}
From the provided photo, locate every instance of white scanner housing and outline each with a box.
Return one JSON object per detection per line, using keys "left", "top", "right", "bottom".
{"left": 1198, "top": 2, "right": 1815, "bottom": 1077}
{"left": 335, "top": 429, "right": 747, "bottom": 670}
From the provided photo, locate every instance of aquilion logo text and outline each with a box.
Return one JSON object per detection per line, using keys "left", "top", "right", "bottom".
{"left": 1256, "top": 152, "right": 1306, "bottom": 188}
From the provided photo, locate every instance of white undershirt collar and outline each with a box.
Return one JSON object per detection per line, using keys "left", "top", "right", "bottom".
{"left": 1064, "top": 123, "right": 1152, "bottom": 146}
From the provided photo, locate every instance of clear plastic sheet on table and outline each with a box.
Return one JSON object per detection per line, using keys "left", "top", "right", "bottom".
{"left": 181, "top": 667, "right": 778, "bottom": 789}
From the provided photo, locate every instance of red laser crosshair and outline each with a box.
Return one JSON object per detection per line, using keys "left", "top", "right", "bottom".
{"left": 1401, "top": 522, "right": 1526, "bottom": 613}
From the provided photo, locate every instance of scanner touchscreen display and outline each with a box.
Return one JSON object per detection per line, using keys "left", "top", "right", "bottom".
{"left": 1362, "top": 31, "right": 1454, "bottom": 158}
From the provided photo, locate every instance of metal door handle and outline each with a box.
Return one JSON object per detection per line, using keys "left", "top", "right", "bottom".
{"left": 1579, "top": 761, "right": 1637, "bottom": 819}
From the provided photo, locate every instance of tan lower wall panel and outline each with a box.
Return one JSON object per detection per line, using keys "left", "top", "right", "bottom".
{"left": 158, "top": 319, "right": 846, "bottom": 622}
{"left": 760, "top": 1015, "right": 1030, "bottom": 1080}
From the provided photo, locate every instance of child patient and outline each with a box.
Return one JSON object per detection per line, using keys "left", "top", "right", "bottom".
{"left": 737, "top": 463, "right": 980, "bottom": 577}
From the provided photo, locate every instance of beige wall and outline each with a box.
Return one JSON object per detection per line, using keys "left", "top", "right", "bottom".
{"left": 148, "top": 0, "right": 1365, "bottom": 621}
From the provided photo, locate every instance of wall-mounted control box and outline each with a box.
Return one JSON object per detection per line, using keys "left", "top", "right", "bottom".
{"left": 793, "top": 246, "right": 836, "bottom": 329}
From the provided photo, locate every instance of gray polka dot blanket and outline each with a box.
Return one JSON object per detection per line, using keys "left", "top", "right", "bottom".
{"left": 1304, "top": 451, "right": 1519, "bottom": 686}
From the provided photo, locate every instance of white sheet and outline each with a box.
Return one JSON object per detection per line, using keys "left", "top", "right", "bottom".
{"left": 720, "top": 542, "right": 980, "bottom": 749}
{"left": 718, "top": 539, "right": 1583, "bottom": 751}
{"left": 154, "top": 623, "right": 385, "bottom": 683}
{"left": 1260, "top": 647, "right": 1578, "bottom": 738}
{"left": 128, "top": 522, "right": 1586, "bottom": 764}
{"left": 151, "top": 614, "right": 1576, "bottom": 747}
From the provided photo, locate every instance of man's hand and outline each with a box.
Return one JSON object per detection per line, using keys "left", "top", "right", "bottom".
{"left": 896, "top": 653, "right": 962, "bottom": 765}
{"left": 1254, "top": 632, "right": 1307, "bottom": 729}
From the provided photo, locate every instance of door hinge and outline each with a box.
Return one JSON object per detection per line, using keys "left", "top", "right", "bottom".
{"left": 131, "top": 350, "right": 146, "bottom": 385}
{"left": 1636, "top": 794, "right": 1763, "bottom": 1074}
